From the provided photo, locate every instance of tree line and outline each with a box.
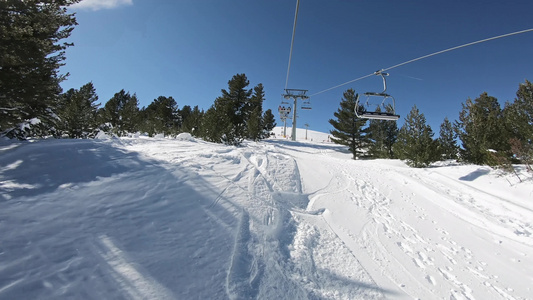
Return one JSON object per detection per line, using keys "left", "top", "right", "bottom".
{"left": 0, "top": 1, "right": 275, "bottom": 145}
{"left": 329, "top": 82, "right": 533, "bottom": 170}
{"left": 54, "top": 74, "right": 275, "bottom": 145}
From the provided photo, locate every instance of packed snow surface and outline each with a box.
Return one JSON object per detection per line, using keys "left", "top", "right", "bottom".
{"left": 1, "top": 133, "right": 532, "bottom": 299}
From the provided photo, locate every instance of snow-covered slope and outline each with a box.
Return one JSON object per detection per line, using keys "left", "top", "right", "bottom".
{"left": 271, "top": 126, "right": 332, "bottom": 143}
{"left": 1, "top": 135, "right": 532, "bottom": 299}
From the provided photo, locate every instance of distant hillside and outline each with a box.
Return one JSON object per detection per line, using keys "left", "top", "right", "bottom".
{"left": 271, "top": 126, "right": 332, "bottom": 143}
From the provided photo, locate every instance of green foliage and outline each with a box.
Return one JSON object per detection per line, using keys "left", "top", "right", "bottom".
{"left": 0, "top": 0, "right": 80, "bottom": 138}
{"left": 221, "top": 74, "right": 252, "bottom": 145}
{"left": 247, "top": 107, "right": 262, "bottom": 141}
{"left": 140, "top": 96, "right": 180, "bottom": 136}
{"left": 98, "top": 90, "right": 140, "bottom": 136}
{"left": 261, "top": 109, "right": 276, "bottom": 139}
{"left": 199, "top": 73, "right": 269, "bottom": 145}
{"left": 57, "top": 82, "right": 100, "bottom": 138}
{"left": 394, "top": 105, "right": 438, "bottom": 167}
{"left": 181, "top": 105, "right": 204, "bottom": 136}
{"left": 246, "top": 84, "right": 265, "bottom": 141}
{"left": 206, "top": 74, "right": 251, "bottom": 145}
{"left": 456, "top": 93, "right": 508, "bottom": 165}
{"left": 200, "top": 107, "right": 221, "bottom": 142}
{"left": 437, "top": 117, "right": 458, "bottom": 160}
{"left": 329, "top": 89, "right": 368, "bottom": 159}
{"left": 503, "top": 80, "right": 533, "bottom": 168}
{"left": 366, "top": 105, "right": 398, "bottom": 158}
{"left": 179, "top": 105, "right": 192, "bottom": 131}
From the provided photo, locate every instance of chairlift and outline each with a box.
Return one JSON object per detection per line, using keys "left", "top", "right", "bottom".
{"left": 355, "top": 70, "right": 400, "bottom": 121}
{"left": 278, "top": 105, "right": 292, "bottom": 120}
{"left": 278, "top": 105, "right": 291, "bottom": 114}
{"left": 301, "top": 99, "right": 312, "bottom": 110}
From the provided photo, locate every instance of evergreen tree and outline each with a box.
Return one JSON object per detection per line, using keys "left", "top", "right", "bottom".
{"left": 203, "top": 74, "right": 252, "bottom": 145}
{"left": 99, "top": 89, "right": 139, "bottom": 136}
{"left": 57, "top": 82, "right": 99, "bottom": 138}
{"left": 200, "top": 106, "right": 221, "bottom": 142}
{"left": 0, "top": 0, "right": 80, "bottom": 138}
{"left": 261, "top": 109, "right": 276, "bottom": 139}
{"left": 503, "top": 80, "right": 533, "bottom": 167}
{"left": 394, "top": 105, "right": 438, "bottom": 167}
{"left": 246, "top": 83, "right": 265, "bottom": 141}
{"left": 367, "top": 105, "right": 398, "bottom": 158}
{"left": 182, "top": 105, "right": 204, "bottom": 136}
{"left": 121, "top": 93, "right": 140, "bottom": 134}
{"left": 179, "top": 105, "right": 192, "bottom": 132}
{"left": 247, "top": 107, "right": 262, "bottom": 141}
{"left": 456, "top": 93, "right": 507, "bottom": 165}
{"left": 140, "top": 96, "right": 180, "bottom": 136}
{"left": 329, "top": 89, "right": 368, "bottom": 159}
{"left": 437, "top": 117, "right": 458, "bottom": 160}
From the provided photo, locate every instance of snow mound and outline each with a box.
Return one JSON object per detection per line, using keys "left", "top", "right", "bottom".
{"left": 95, "top": 131, "right": 110, "bottom": 139}
{"left": 176, "top": 132, "right": 194, "bottom": 141}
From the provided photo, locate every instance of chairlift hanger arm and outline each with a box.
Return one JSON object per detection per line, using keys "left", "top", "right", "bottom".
{"left": 373, "top": 70, "right": 389, "bottom": 94}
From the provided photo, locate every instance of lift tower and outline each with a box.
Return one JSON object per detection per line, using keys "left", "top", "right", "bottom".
{"left": 283, "top": 89, "right": 309, "bottom": 141}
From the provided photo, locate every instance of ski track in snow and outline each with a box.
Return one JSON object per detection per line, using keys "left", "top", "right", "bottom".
{"left": 1, "top": 136, "right": 532, "bottom": 299}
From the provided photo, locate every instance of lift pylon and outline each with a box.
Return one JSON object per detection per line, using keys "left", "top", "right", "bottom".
{"left": 283, "top": 89, "right": 309, "bottom": 141}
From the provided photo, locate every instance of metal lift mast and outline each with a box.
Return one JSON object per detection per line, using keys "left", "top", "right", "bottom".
{"left": 283, "top": 89, "right": 309, "bottom": 141}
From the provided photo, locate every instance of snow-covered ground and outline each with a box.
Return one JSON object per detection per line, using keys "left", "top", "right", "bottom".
{"left": 272, "top": 126, "right": 333, "bottom": 143}
{"left": 1, "top": 132, "right": 532, "bottom": 299}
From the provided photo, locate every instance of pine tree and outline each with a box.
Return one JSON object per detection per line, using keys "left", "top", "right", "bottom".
{"left": 329, "top": 89, "right": 368, "bottom": 159}
{"left": 179, "top": 105, "right": 192, "bottom": 132}
{"left": 367, "top": 105, "right": 398, "bottom": 158}
{"left": 261, "top": 109, "right": 276, "bottom": 139}
{"left": 246, "top": 83, "right": 265, "bottom": 141}
{"left": 456, "top": 93, "right": 507, "bottom": 165}
{"left": 140, "top": 96, "right": 180, "bottom": 136}
{"left": 122, "top": 93, "right": 140, "bottom": 134}
{"left": 203, "top": 74, "right": 252, "bottom": 145}
{"left": 503, "top": 80, "right": 533, "bottom": 168}
{"left": 99, "top": 89, "right": 139, "bottom": 136}
{"left": 394, "top": 105, "right": 438, "bottom": 167}
{"left": 200, "top": 107, "right": 221, "bottom": 142}
{"left": 182, "top": 105, "right": 204, "bottom": 136}
{"left": 57, "top": 82, "right": 99, "bottom": 138}
{"left": 1, "top": 0, "right": 80, "bottom": 138}
{"left": 437, "top": 117, "right": 458, "bottom": 160}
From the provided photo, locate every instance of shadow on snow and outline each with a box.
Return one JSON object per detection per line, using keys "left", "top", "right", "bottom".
{"left": 0, "top": 139, "right": 238, "bottom": 299}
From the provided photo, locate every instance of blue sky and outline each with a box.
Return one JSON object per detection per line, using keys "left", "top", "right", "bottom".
{"left": 62, "top": 0, "right": 533, "bottom": 136}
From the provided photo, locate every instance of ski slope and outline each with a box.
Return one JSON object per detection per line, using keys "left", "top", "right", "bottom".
{"left": 1, "top": 133, "right": 532, "bottom": 299}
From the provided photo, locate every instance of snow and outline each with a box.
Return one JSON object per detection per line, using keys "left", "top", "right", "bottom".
{"left": 94, "top": 130, "right": 110, "bottom": 139}
{"left": 272, "top": 126, "right": 333, "bottom": 143}
{"left": 176, "top": 132, "right": 194, "bottom": 141}
{"left": 1, "top": 133, "right": 532, "bottom": 299}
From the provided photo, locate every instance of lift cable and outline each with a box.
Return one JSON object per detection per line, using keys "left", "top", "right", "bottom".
{"left": 285, "top": 0, "right": 301, "bottom": 90}
{"left": 310, "top": 27, "right": 533, "bottom": 97}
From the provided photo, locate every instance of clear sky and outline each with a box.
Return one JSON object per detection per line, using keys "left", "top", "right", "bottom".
{"left": 62, "top": 0, "right": 533, "bottom": 136}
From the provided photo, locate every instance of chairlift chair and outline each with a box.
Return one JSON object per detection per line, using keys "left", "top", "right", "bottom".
{"left": 301, "top": 99, "right": 312, "bottom": 110}
{"left": 278, "top": 105, "right": 291, "bottom": 120}
{"left": 355, "top": 70, "right": 400, "bottom": 121}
